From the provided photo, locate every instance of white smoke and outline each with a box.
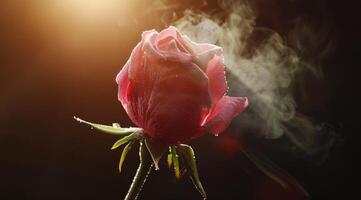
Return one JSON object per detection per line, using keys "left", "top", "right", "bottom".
{"left": 173, "top": 0, "right": 335, "bottom": 159}
{"left": 175, "top": 1, "right": 298, "bottom": 138}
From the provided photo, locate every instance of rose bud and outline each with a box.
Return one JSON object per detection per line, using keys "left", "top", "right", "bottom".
{"left": 116, "top": 26, "right": 248, "bottom": 144}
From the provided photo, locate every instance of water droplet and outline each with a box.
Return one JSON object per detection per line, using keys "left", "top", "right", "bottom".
{"left": 214, "top": 134, "right": 219, "bottom": 137}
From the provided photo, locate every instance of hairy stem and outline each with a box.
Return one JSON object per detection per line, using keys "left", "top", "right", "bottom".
{"left": 124, "top": 142, "right": 154, "bottom": 200}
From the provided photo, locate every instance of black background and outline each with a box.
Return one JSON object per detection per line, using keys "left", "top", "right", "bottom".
{"left": 1, "top": 0, "right": 359, "bottom": 199}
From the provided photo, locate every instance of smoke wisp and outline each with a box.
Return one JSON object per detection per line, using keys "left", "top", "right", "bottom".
{"left": 173, "top": 0, "right": 335, "bottom": 159}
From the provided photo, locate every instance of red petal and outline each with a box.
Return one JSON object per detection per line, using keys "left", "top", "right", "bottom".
{"left": 116, "top": 42, "right": 144, "bottom": 126}
{"left": 156, "top": 26, "right": 178, "bottom": 43}
{"left": 142, "top": 61, "right": 210, "bottom": 143}
{"left": 156, "top": 26, "right": 188, "bottom": 53}
{"left": 115, "top": 61, "right": 139, "bottom": 125}
{"left": 202, "top": 96, "right": 248, "bottom": 135}
{"left": 155, "top": 27, "right": 192, "bottom": 63}
{"left": 181, "top": 35, "right": 222, "bottom": 71}
{"left": 206, "top": 54, "right": 227, "bottom": 106}
{"left": 115, "top": 62, "right": 130, "bottom": 105}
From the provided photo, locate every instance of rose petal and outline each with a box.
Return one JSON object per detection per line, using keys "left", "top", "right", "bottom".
{"left": 155, "top": 27, "right": 193, "bottom": 63}
{"left": 116, "top": 62, "right": 130, "bottom": 105}
{"left": 206, "top": 54, "right": 228, "bottom": 106}
{"left": 117, "top": 41, "right": 146, "bottom": 126}
{"left": 141, "top": 31, "right": 165, "bottom": 60}
{"left": 156, "top": 26, "right": 178, "bottom": 44}
{"left": 141, "top": 61, "right": 210, "bottom": 143}
{"left": 202, "top": 96, "right": 248, "bottom": 135}
{"left": 157, "top": 39, "right": 193, "bottom": 63}
{"left": 127, "top": 41, "right": 145, "bottom": 81}
{"left": 115, "top": 61, "right": 139, "bottom": 126}
{"left": 196, "top": 44, "right": 223, "bottom": 71}
{"left": 156, "top": 26, "right": 188, "bottom": 51}
{"left": 181, "top": 35, "right": 222, "bottom": 71}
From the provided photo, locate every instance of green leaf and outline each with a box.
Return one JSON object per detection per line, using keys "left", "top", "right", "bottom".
{"left": 171, "top": 146, "right": 180, "bottom": 179}
{"left": 178, "top": 144, "right": 207, "bottom": 199}
{"left": 74, "top": 116, "right": 142, "bottom": 136}
{"left": 118, "top": 141, "right": 134, "bottom": 174}
{"left": 112, "top": 132, "right": 140, "bottom": 150}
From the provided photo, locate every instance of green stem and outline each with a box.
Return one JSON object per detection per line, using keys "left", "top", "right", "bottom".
{"left": 124, "top": 141, "right": 154, "bottom": 200}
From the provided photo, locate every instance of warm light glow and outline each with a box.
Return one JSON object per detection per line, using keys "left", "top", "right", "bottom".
{"left": 40, "top": 0, "right": 135, "bottom": 54}
{"left": 57, "top": 0, "right": 125, "bottom": 19}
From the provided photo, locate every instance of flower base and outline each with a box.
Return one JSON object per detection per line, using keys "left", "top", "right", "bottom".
{"left": 74, "top": 117, "right": 207, "bottom": 200}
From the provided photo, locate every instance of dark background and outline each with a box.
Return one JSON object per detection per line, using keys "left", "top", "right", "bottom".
{"left": 1, "top": 0, "right": 359, "bottom": 199}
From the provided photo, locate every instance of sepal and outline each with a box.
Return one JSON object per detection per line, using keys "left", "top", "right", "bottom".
{"left": 178, "top": 144, "right": 207, "bottom": 199}
{"left": 74, "top": 116, "right": 142, "bottom": 135}
{"left": 118, "top": 141, "right": 135, "bottom": 174}
{"left": 112, "top": 131, "right": 142, "bottom": 150}
{"left": 170, "top": 146, "right": 180, "bottom": 179}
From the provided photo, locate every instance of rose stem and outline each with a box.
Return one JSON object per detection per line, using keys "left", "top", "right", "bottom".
{"left": 124, "top": 141, "right": 154, "bottom": 200}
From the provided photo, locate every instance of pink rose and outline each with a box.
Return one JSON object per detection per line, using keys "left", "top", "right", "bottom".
{"left": 116, "top": 26, "right": 248, "bottom": 144}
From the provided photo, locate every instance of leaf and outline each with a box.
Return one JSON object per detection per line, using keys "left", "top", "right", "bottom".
{"left": 178, "top": 144, "right": 207, "bottom": 199}
{"left": 118, "top": 141, "right": 134, "bottom": 174}
{"left": 112, "top": 132, "right": 140, "bottom": 150}
{"left": 171, "top": 146, "right": 180, "bottom": 179}
{"left": 144, "top": 138, "right": 168, "bottom": 170}
{"left": 74, "top": 116, "right": 142, "bottom": 136}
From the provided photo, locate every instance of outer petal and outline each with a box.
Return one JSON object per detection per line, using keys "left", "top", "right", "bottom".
{"left": 117, "top": 40, "right": 148, "bottom": 126}
{"left": 206, "top": 54, "right": 228, "bottom": 106}
{"left": 202, "top": 96, "right": 249, "bottom": 135}
{"left": 115, "top": 61, "right": 130, "bottom": 106}
{"left": 116, "top": 60, "right": 139, "bottom": 125}
{"left": 156, "top": 26, "right": 188, "bottom": 52}
{"left": 156, "top": 39, "right": 193, "bottom": 63}
{"left": 155, "top": 26, "right": 193, "bottom": 63}
{"left": 181, "top": 35, "right": 222, "bottom": 71}
{"left": 156, "top": 26, "right": 179, "bottom": 44}
{"left": 142, "top": 60, "right": 210, "bottom": 144}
